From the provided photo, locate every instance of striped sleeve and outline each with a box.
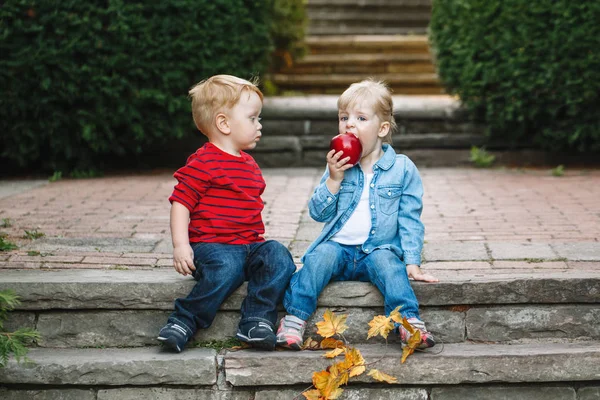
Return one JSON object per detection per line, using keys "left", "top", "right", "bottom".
{"left": 169, "top": 158, "right": 210, "bottom": 212}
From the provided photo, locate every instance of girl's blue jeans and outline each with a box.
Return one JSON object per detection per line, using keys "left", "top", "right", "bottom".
{"left": 284, "top": 241, "right": 420, "bottom": 321}
{"left": 168, "top": 240, "right": 296, "bottom": 335}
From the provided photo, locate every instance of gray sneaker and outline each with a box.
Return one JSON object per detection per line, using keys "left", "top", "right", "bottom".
{"left": 276, "top": 315, "right": 306, "bottom": 350}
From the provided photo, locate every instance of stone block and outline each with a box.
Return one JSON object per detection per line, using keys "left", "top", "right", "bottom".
{"left": 223, "top": 342, "right": 600, "bottom": 386}
{"left": 431, "top": 386, "right": 576, "bottom": 400}
{"left": 256, "top": 388, "right": 428, "bottom": 400}
{"left": 4, "top": 311, "right": 35, "bottom": 332}
{"left": 98, "top": 388, "right": 253, "bottom": 400}
{"left": 467, "top": 305, "right": 600, "bottom": 342}
{"left": 0, "top": 389, "right": 95, "bottom": 400}
{"left": 0, "top": 347, "right": 217, "bottom": 386}
{"left": 578, "top": 387, "right": 600, "bottom": 400}
{"left": 552, "top": 243, "right": 600, "bottom": 261}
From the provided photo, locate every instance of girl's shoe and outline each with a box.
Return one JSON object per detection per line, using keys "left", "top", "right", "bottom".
{"left": 276, "top": 315, "right": 306, "bottom": 350}
{"left": 398, "top": 317, "right": 436, "bottom": 349}
{"left": 157, "top": 322, "right": 193, "bottom": 353}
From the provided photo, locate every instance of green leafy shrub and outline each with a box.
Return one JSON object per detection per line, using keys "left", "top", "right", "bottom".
{"left": 268, "top": 0, "right": 307, "bottom": 71}
{"left": 430, "top": 1, "right": 600, "bottom": 152}
{"left": 0, "top": 0, "right": 273, "bottom": 173}
{"left": 1, "top": 290, "right": 41, "bottom": 367}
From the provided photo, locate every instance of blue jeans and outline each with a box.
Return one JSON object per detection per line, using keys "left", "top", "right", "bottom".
{"left": 168, "top": 240, "right": 296, "bottom": 335}
{"left": 284, "top": 241, "right": 420, "bottom": 321}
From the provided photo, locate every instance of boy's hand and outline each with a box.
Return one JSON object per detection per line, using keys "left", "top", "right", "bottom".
{"left": 173, "top": 244, "right": 195, "bottom": 276}
{"left": 406, "top": 264, "right": 439, "bottom": 283}
{"left": 327, "top": 149, "right": 353, "bottom": 182}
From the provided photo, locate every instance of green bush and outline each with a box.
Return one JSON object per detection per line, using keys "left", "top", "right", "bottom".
{"left": 429, "top": 0, "right": 600, "bottom": 152}
{"left": 268, "top": 0, "right": 307, "bottom": 71}
{"left": 0, "top": 0, "right": 273, "bottom": 172}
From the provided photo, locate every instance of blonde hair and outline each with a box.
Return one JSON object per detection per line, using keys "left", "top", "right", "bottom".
{"left": 337, "top": 79, "right": 397, "bottom": 143}
{"left": 188, "top": 75, "right": 263, "bottom": 135}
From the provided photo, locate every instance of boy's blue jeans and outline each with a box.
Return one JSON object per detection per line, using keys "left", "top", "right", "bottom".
{"left": 284, "top": 241, "right": 421, "bottom": 322}
{"left": 168, "top": 240, "right": 296, "bottom": 335}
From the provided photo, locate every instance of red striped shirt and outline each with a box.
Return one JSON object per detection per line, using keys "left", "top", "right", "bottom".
{"left": 169, "top": 142, "right": 266, "bottom": 244}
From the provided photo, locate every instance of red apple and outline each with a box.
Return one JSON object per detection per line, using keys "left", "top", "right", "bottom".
{"left": 330, "top": 133, "right": 362, "bottom": 165}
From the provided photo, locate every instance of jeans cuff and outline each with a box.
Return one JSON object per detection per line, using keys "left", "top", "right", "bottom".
{"left": 239, "top": 316, "right": 274, "bottom": 328}
{"left": 285, "top": 306, "right": 312, "bottom": 322}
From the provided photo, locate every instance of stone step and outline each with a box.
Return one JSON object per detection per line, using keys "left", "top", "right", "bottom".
{"left": 306, "top": 0, "right": 431, "bottom": 36}
{"left": 2, "top": 269, "right": 599, "bottom": 348}
{"left": 305, "top": 35, "right": 431, "bottom": 54}
{"left": 1, "top": 342, "right": 599, "bottom": 398}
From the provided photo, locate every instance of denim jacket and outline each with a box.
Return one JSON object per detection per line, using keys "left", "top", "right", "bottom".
{"left": 303, "top": 144, "right": 424, "bottom": 266}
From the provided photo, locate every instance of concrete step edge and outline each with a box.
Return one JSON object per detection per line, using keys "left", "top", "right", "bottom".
{"left": 1, "top": 269, "right": 599, "bottom": 311}
{"left": 2, "top": 342, "right": 599, "bottom": 387}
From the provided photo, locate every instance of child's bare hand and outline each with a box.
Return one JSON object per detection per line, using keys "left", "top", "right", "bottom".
{"left": 173, "top": 244, "right": 195, "bottom": 276}
{"left": 327, "top": 149, "right": 353, "bottom": 182}
{"left": 407, "top": 264, "right": 439, "bottom": 283}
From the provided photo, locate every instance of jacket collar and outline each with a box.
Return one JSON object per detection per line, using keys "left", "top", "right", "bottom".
{"left": 374, "top": 144, "right": 396, "bottom": 171}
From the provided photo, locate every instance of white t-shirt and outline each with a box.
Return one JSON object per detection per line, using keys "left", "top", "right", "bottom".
{"left": 330, "top": 173, "right": 373, "bottom": 245}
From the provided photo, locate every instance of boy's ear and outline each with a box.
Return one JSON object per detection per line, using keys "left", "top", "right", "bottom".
{"left": 378, "top": 121, "right": 390, "bottom": 138}
{"left": 215, "top": 113, "right": 231, "bottom": 135}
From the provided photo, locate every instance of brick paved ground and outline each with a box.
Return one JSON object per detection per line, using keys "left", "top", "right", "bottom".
{"left": 1, "top": 167, "right": 599, "bottom": 275}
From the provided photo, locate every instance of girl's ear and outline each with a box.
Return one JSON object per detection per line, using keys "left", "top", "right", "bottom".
{"left": 215, "top": 113, "right": 231, "bottom": 135}
{"left": 378, "top": 121, "right": 390, "bottom": 138}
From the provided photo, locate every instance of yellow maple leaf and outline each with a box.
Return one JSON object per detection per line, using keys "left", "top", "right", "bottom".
{"left": 389, "top": 306, "right": 403, "bottom": 323}
{"left": 349, "top": 365, "right": 366, "bottom": 377}
{"left": 401, "top": 329, "right": 421, "bottom": 363}
{"left": 316, "top": 310, "right": 348, "bottom": 338}
{"left": 368, "top": 368, "right": 398, "bottom": 383}
{"left": 302, "top": 389, "right": 323, "bottom": 400}
{"left": 313, "top": 370, "right": 331, "bottom": 391}
{"left": 400, "top": 316, "right": 416, "bottom": 334}
{"left": 324, "top": 348, "right": 344, "bottom": 358}
{"left": 320, "top": 338, "right": 345, "bottom": 349}
{"left": 367, "top": 315, "right": 394, "bottom": 339}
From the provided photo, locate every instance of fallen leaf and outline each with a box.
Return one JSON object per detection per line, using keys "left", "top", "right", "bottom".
{"left": 367, "top": 315, "right": 394, "bottom": 339}
{"left": 302, "top": 389, "right": 322, "bottom": 400}
{"left": 324, "top": 348, "right": 344, "bottom": 358}
{"left": 389, "top": 306, "right": 403, "bottom": 323}
{"left": 303, "top": 337, "right": 320, "bottom": 350}
{"left": 320, "top": 338, "right": 344, "bottom": 349}
{"left": 316, "top": 309, "right": 348, "bottom": 338}
{"left": 368, "top": 368, "right": 398, "bottom": 383}
{"left": 401, "top": 330, "right": 421, "bottom": 363}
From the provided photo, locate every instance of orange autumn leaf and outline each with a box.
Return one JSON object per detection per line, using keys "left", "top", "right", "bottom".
{"left": 400, "top": 316, "right": 416, "bottom": 334}
{"left": 320, "top": 338, "right": 345, "bottom": 349}
{"left": 349, "top": 364, "right": 366, "bottom": 377}
{"left": 389, "top": 305, "right": 403, "bottom": 324}
{"left": 344, "top": 347, "right": 366, "bottom": 377}
{"left": 324, "top": 348, "right": 344, "bottom": 358}
{"left": 367, "top": 315, "right": 394, "bottom": 339}
{"left": 367, "top": 368, "right": 398, "bottom": 383}
{"left": 302, "top": 389, "right": 323, "bottom": 400}
{"left": 401, "top": 329, "right": 421, "bottom": 363}
{"left": 316, "top": 310, "right": 348, "bottom": 338}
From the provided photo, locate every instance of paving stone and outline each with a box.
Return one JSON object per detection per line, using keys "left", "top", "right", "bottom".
{"left": 224, "top": 342, "right": 600, "bottom": 386}
{"left": 0, "top": 347, "right": 217, "bottom": 386}
{"left": 0, "top": 180, "right": 48, "bottom": 200}
{"left": 431, "top": 386, "right": 576, "bottom": 400}
{"left": 487, "top": 242, "right": 558, "bottom": 260}
{"left": 466, "top": 305, "right": 600, "bottom": 342}
{"left": 552, "top": 242, "right": 600, "bottom": 261}
{"left": 422, "top": 242, "right": 489, "bottom": 261}
{"left": 0, "top": 389, "right": 95, "bottom": 400}
{"left": 20, "top": 237, "right": 158, "bottom": 253}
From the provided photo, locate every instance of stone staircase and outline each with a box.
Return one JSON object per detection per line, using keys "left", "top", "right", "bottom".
{"left": 2, "top": 267, "right": 600, "bottom": 399}
{"left": 267, "top": 0, "right": 443, "bottom": 95}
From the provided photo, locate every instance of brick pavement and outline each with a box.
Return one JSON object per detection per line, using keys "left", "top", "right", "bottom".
{"left": 0, "top": 168, "right": 599, "bottom": 275}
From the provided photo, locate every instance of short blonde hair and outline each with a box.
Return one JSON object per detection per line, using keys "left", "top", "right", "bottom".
{"left": 337, "top": 79, "right": 397, "bottom": 143}
{"left": 188, "top": 75, "right": 263, "bottom": 135}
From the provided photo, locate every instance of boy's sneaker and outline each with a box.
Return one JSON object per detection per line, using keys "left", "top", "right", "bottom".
{"left": 276, "top": 315, "right": 306, "bottom": 350}
{"left": 157, "top": 322, "right": 192, "bottom": 353}
{"left": 398, "top": 317, "right": 436, "bottom": 349}
{"left": 236, "top": 321, "right": 277, "bottom": 350}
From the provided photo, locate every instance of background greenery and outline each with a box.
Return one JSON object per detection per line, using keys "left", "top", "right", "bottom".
{"left": 429, "top": 0, "right": 600, "bottom": 152}
{"left": 1, "top": 0, "right": 305, "bottom": 173}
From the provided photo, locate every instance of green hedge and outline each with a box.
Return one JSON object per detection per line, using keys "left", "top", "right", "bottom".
{"left": 0, "top": 0, "right": 274, "bottom": 172}
{"left": 429, "top": 0, "right": 600, "bottom": 152}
